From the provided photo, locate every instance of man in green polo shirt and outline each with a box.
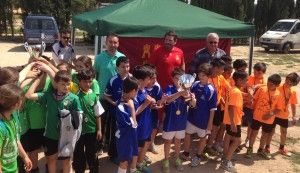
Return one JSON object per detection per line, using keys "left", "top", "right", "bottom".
{"left": 94, "top": 32, "right": 125, "bottom": 98}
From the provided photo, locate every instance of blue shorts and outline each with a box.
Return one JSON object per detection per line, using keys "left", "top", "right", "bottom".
{"left": 242, "top": 107, "right": 253, "bottom": 126}
{"left": 151, "top": 113, "right": 159, "bottom": 129}
{"left": 116, "top": 128, "right": 138, "bottom": 162}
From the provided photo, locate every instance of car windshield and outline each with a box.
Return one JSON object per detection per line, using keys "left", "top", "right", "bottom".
{"left": 26, "top": 19, "right": 55, "bottom": 30}
{"left": 270, "top": 22, "right": 294, "bottom": 32}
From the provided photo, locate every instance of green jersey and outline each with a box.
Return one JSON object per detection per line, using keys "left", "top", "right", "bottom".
{"left": 77, "top": 90, "right": 104, "bottom": 134}
{"left": 0, "top": 114, "right": 19, "bottom": 173}
{"left": 37, "top": 91, "right": 82, "bottom": 140}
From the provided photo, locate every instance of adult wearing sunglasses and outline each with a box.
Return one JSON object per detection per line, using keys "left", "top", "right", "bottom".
{"left": 189, "top": 33, "right": 226, "bottom": 74}
{"left": 52, "top": 28, "right": 76, "bottom": 65}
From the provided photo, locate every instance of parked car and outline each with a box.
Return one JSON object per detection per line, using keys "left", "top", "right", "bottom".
{"left": 259, "top": 19, "right": 300, "bottom": 53}
{"left": 23, "top": 15, "right": 59, "bottom": 47}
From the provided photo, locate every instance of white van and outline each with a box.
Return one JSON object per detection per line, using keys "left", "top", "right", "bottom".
{"left": 259, "top": 19, "right": 300, "bottom": 53}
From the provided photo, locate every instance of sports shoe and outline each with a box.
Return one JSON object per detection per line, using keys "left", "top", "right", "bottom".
{"left": 144, "top": 155, "right": 152, "bottom": 164}
{"left": 257, "top": 149, "right": 271, "bottom": 160}
{"left": 220, "top": 159, "right": 237, "bottom": 173}
{"left": 137, "top": 161, "right": 152, "bottom": 173}
{"left": 279, "top": 148, "right": 292, "bottom": 157}
{"left": 175, "top": 158, "right": 184, "bottom": 171}
{"left": 190, "top": 156, "right": 201, "bottom": 167}
{"left": 162, "top": 159, "right": 170, "bottom": 173}
{"left": 245, "top": 148, "right": 253, "bottom": 158}
{"left": 181, "top": 152, "right": 191, "bottom": 161}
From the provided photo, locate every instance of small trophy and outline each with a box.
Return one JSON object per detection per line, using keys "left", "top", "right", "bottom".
{"left": 179, "top": 73, "right": 196, "bottom": 102}
{"left": 24, "top": 41, "right": 46, "bottom": 59}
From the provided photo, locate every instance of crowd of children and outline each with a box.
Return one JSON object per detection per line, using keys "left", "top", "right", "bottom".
{"left": 0, "top": 48, "right": 299, "bottom": 173}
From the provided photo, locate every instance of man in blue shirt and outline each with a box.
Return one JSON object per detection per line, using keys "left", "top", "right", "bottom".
{"left": 189, "top": 33, "right": 226, "bottom": 74}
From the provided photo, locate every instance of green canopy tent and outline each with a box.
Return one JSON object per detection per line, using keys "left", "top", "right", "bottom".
{"left": 72, "top": 0, "right": 254, "bottom": 38}
{"left": 72, "top": 0, "right": 255, "bottom": 73}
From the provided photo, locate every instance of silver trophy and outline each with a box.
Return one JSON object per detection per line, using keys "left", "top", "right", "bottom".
{"left": 179, "top": 73, "right": 196, "bottom": 101}
{"left": 24, "top": 41, "right": 46, "bottom": 59}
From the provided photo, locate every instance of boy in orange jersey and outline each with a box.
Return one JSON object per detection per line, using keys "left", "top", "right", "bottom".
{"left": 243, "top": 62, "right": 267, "bottom": 146}
{"left": 246, "top": 74, "right": 282, "bottom": 159}
{"left": 205, "top": 58, "right": 231, "bottom": 155}
{"left": 221, "top": 71, "right": 248, "bottom": 173}
{"left": 266, "top": 72, "right": 300, "bottom": 156}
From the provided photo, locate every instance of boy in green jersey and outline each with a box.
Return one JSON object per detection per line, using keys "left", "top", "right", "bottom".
{"left": 0, "top": 84, "right": 32, "bottom": 173}
{"left": 73, "top": 68, "right": 104, "bottom": 173}
{"left": 25, "top": 70, "right": 82, "bottom": 173}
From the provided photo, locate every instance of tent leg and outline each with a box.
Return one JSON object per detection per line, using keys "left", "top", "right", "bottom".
{"left": 248, "top": 36, "right": 254, "bottom": 75}
{"left": 95, "top": 35, "right": 99, "bottom": 56}
{"left": 71, "top": 27, "right": 75, "bottom": 46}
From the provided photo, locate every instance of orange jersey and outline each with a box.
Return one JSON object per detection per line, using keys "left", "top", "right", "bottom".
{"left": 275, "top": 85, "right": 298, "bottom": 119}
{"left": 223, "top": 87, "right": 244, "bottom": 125}
{"left": 244, "top": 75, "right": 267, "bottom": 109}
{"left": 220, "top": 76, "right": 234, "bottom": 110}
{"left": 209, "top": 75, "right": 231, "bottom": 105}
{"left": 253, "top": 86, "right": 281, "bottom": 124}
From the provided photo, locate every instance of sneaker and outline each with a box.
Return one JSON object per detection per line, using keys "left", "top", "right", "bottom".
{"left": 162, "top": 159, "right": 170, "bottom": 173}
{"left": 279, "top": 148, "right": 292, "bottom": 157}
{"left": 205, "top": 147, "right": 219, "bottom": 156}
{"left": 149, "top": 143, "right": 159, "bottom": 154}
{"left": 190, "top": 156, "right": 201, "bottom": 167}
{"left": 245, "top": 148, "right": 253, "bottom": 158}
{"left": 220, "top": 160, "right": 237, "bottom": 173}
{"left": 144, "top": 155, "right": 152, "bottom": 164}
{"left": 137, "top": 161, "right": 152, "bottom": 173}
{"left": 257, "top": 149, "right": 271, "bottom": 160}
{"left": 175, "top": 158, "right": 184, "bottom": 171}
{"left": 181, "top": 152, "right": 191, "bottom": 161}
{"left": 200, "top": 153, "right": 209, "bottom": 161}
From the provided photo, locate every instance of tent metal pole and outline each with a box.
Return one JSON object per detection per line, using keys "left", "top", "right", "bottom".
{"left": 71, "top": 27, "right": 75, "bottom": 46}
{"left": 248, "top": 36, "right": 254, "bottom": 75}
{"left": 95, "top": 35, "right": 99, "bottom": 56}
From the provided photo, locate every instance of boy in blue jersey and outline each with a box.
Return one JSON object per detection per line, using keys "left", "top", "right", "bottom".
{"left": 116, "top": 76, "right": 140, "bottom": 173}
{"left": 182, "top": 63, "right": 217, "bottom": 167}
{"left": 132, "top": 65, "right": 156, "bottom": 173}
{"left": 162, "top": 68, "right": 196, "bottom": 173}
{"left": 144, "top": 64, "right": 166, "bottom": 155}
{"left": 103, "top": 56, "right": 130, "bottom": 163}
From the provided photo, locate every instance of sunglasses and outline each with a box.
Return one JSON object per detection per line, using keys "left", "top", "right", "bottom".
{"left": 209, "top": 41, "right": 218, "bottom": 44}
{"left": 62, "top": 36, "right": 70, "bottom": 40}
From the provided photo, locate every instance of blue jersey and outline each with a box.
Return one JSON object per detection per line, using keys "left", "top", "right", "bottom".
{"left": 115, "top": 101, "right": 138, "bottom": 161}
{"left": 188, "top": 81, "right": 217, "bottom": 129}
{"left": 134, "top": 89, "right": 152, "bottom": 140}
{"left": 104, "top": 74, "right": 124, "bottom": 102}
{"left": 163, "top": 85, "right": 188, "bottom": 132}
{"left": 146, "top": 82, "right": 163, "bottom": 129}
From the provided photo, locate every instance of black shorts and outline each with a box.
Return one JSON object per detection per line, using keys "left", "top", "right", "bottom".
{"left": 273, "top": 117, "right": 289, "bottom": 128}
{"left": 138, "top": 136, "right": 151, "bottom": 148}
{"left": 20, "top": 131, "right": 31, "bottom": 152}
{"left": 43, "top": 137, "right": 58, "bottom": 156}
{"left": 213, "top": 105, "right": 224, "bottom": 126}
{"left": 251, "top": 119, "right": 275, "bottom": 133}
{"left": 242, "top": 107, "right": 253, "bottom": 126}
{"left": 225, "top": 125, "right": 241, "bottom": 138}
{"left": 26, "top": 129, "right": 45, "bottom": 152}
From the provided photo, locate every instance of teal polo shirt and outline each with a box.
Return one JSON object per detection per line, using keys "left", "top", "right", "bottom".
{"left": 94, "top": 50, "right": 125, "bottom": 98}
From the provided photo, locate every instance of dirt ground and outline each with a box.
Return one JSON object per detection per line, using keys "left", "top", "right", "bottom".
{"left": 1, "top": 40, "right": 300, "bottom": 173}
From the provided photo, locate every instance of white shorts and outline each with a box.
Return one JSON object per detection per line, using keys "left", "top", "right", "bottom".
{"left": 186, "top": 121, "right": 211, "bottom": 138}
{"left": 162, "top": 130, "right": 185, "bottom": 140}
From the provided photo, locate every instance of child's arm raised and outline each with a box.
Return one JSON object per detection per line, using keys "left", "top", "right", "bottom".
{"left": 25, "top": 74, "right": 43, "bottom": 100}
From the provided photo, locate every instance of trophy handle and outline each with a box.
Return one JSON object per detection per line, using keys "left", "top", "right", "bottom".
{"left": 24, "top": 42, "right": 29, "bottom": 52}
